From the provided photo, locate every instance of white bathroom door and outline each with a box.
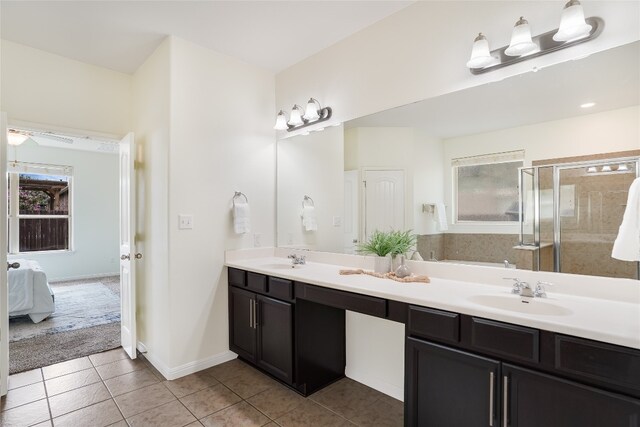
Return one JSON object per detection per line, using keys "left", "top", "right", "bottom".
{"left": 363, "top": 169, "right": 405, "bottom": 240}
{"left": 119, "top": 132, "right": 137, "bottom": 359}
{"left": 0, "top": 113, "right": 8, "bottom": 395}
{"left": 344, "top": 170, "right": 360, "bottom": 253}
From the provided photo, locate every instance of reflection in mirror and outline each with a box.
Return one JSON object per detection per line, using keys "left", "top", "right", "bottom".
{"left": 276, "top": 41, "right": 639, "bottom": 279}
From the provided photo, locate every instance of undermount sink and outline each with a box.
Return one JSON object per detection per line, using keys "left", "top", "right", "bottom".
{"left": 468, "top": 294, "right": 573, "bottom": 316}
{"left": 259, "top": 263, "right": 300, "bottom": 270}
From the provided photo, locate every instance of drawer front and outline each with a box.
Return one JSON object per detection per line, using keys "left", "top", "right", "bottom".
{"left": 408, "top": 306, "right": 459, "bottom": 344}
{"left": 297, "top": 283, "right": 387, "bottom": 318}
{"left": 268, "top": 277, "right": 294, "bottom": 301}
{"left": 247, "top": 272, "right": 267, "bottom": 293}
{"left": 555, "top": 335, "right": 640, "bottom": 392}
{"left": 228, "top": 268, "right": 246, "bottom": 287}
{"left": 468, "top": 317, "right": 539, "bottom": 364}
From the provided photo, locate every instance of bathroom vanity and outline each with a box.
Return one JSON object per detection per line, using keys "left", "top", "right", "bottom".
{"left": 226, "top": 254, "right": 640, "bottom": 427}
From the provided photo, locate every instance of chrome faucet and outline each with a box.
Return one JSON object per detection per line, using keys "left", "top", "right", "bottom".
{"left": 287, "top": 254, "right": 306, "bottom": 266}
{"left": 504, "top": 278, "right": 552, "bottom": 298}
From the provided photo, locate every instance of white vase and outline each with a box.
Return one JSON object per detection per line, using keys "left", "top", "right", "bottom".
{"left": 374, "top": 256, "right": 391, "bottom": 273}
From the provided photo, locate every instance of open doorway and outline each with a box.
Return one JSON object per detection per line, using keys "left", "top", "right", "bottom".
{"left": 6, "top": 128, "right": 122, "bottom": 374}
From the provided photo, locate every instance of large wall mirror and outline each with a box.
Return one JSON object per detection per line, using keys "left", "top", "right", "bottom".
{"left": 276, "top": 41, "right": 640, "bottom": 280}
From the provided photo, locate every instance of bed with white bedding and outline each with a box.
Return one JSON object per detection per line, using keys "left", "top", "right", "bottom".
{"left": 8, "top": 259, "right": 55, "bottom": 323}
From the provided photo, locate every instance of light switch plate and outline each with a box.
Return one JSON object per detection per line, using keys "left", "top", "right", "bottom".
{"left": 179, "top": 214, "right": 193, "bottom": 229}
{"left": 333, "top": 216, "right": 342, "bottom": 227}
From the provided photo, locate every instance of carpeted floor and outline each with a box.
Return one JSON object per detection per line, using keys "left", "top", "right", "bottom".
{"left": 9, "top": 276, "right": 121, "bottom": 374}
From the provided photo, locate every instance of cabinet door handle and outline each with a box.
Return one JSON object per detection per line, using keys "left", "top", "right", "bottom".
{"left": 503, "top": 375, "right": 509, "bottom": 427}
{"left": 489, "top": 371, "right": 494, "bottom": 426}
{"left": 249, "top": 299, "right": 253, "bottom": 328}
{"left": 253, "top": 300, "right": 258, "bottom": 329}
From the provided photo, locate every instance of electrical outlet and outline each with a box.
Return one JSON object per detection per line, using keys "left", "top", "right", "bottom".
{"left": 332, "top": 216, "right": 342, "bottom": 227}
{"left": 253, "top": 233, "right": 262, "bottom": 247}
{"left": 178, "top": 214, "right": 193, "bottom": 229}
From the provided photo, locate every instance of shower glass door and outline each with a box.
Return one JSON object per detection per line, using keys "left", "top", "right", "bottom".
{"left": 556, "top": 160, "right": 639, "bottom": 279}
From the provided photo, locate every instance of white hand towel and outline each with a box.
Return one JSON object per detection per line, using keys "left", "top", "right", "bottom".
{"left": 233, "top": 202, "right": 251, "bottom": 234}
{"left": 301, "top": 205, "right": 317, "bottom": 231}
{"left": 612, "top": 177, "right": 640, "bottom": 261}
{"left": 435, "top": 202, "right": 448, "bottom": 231}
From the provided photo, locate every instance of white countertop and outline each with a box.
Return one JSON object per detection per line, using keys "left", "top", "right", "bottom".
{"left": 226, "top": 254, "right": 640, "bottom": 350}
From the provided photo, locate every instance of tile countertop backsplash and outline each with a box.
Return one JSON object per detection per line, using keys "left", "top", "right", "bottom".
{"left": 225, "top": 248, "right": 640, "bottom": 350}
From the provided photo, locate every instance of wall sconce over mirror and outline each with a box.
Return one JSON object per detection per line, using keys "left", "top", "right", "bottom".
{"left": 467, "top": 0, "right": 603, "bottom": 74}
{"left": 274, "top": 98, "right": 332, "bottom": 132}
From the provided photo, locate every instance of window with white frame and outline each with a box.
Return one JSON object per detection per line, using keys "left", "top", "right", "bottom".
{"left": 453, "top": 151, "right": 524, "bottom": 223}
{"left": 8, "top": 162, "right": 73, "bottom": 253}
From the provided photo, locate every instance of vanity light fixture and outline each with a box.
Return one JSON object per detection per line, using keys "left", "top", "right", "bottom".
{"left": 505, "top": 17, "right": 538, "bottom": 57}
{"left": 7, "top": 129, "right": 29, "bottom": 146}
{"left": 274, "top": 98, "right": 333, "bottom": 132}
{"left": 580, "top": 102, "right": 596, "bottom": 108}
{"left": 467, "top": 2, "right": 602, "bottom": 74}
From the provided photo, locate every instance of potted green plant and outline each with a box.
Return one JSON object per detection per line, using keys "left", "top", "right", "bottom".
{"left": 389, "top": 230, "right": 417, "bottom": 271}
{"left": 357, "top": 230, "right": 394, "bottom": 273}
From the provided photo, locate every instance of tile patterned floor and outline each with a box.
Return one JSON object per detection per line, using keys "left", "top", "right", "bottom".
{"left": 1, "top": 348, "right": 403, "bottom": 427}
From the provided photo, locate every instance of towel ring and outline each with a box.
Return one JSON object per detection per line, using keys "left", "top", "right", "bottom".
{"left": 233, "top": 191, "right": 248, "bottom": 207}
{"left": 302, "top": 195, "right": 315, "bottom": 208}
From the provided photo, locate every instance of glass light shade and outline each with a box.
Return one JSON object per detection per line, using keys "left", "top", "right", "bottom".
{"left": 7, "top": 131, "right": 29, "bottom": 146}
{"left": 618, "top": 164, "right": 629, "bottom": 171}
{"left": 505, "top": 17, "right": 538, "bottom": 57}
{"left": 466, "top": 33, "right": 494, "bottom": 69}
{"left": 303, "top": 98, "right": 320, "bottom": 121}
{"left": 553, "top": 1, "right": 592, "bottom": 42}
{"left": 273, "top": 110, "right": 289, "bottom": 130}
{"left": 601, "top": 165, "right": 612, "bottom": 172}
{"left": 288, "top": 105, "right": 305, "bottom": 127}
{"left": 586, "top": 166, "right": 597, "bottom": 173}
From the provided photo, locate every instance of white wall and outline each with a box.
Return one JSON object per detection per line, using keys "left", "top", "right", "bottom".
{"left": 277, "top": 126, "right": 344, "bottom": 252}
{"left": 132, "top": 38, "right": 172, "bottom": 370}
{"left": 443, "top": 105, "right": 640, "bottom": 234}
{"left": 0, "top": 40, "right": 131, "bottom": 136}
{"left": 166, "top": 37, "right": 275, "bottom": 370}
{"left": 276, "top": 1, "right": 640, "bottom": 127}
{"left": 7, "top": 143, "right": 119, "bottom": 281}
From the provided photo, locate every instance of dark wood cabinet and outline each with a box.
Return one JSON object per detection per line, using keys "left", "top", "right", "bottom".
{"left": 504, "top": 364, "right": 640, "bottom": 427}
{"left": 229, "top": 286, "right": 257, "bottom": 363}
{"left": 406, "top": 337, "right": 499, "bottom": 427}
{"left": 256, "top": 295, "right": 293, "bottom": 384}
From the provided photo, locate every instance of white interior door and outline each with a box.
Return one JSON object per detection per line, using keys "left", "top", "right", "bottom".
{"left": 1, "top": 113, "right": 8, "bottom": 395}
{"left": 363, "top": 169, "right": 405, "bottom": 240}
{"left": 119, "top": 132, "right": 137, "bottom": 359}
{"left": 344, "top": 170, "right": 359, "bottom": 253}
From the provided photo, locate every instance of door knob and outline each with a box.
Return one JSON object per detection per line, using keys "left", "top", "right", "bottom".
{"left": 120, "top": 254, "right": 130, "bottom": 261}
{"left": 6, "top": 262, "right": 20, "bottom": 271}
{"left": 135, "top": 253, "right": 143, "bottom": 260}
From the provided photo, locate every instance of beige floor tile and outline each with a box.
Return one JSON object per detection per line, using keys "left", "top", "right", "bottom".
{"left": 141, "top": 358, "right": 167, "bottom": 381}
{"left": 221, "top": 368, "right": 278, "bottom": 399}
{"left": 246, "top": 384, "right": 305, "bottom": 419}
{"left": 164, "top": 371, "right": 219, "bottom": 398}
{"left": 48, "top": 381, "right": 111, "bottom": 418}
{"left": 1, "top": 382, "right": 47, "bottom": 411}
{"left": 8, "top": 368, "right": 43, "bottom": 390}
{"left": 185, "top": 422, "right": 204, "bottom": 427}
{"left": 0, "top": 398, "right": 50, "bottom": 427}
{"left": 114, "top": 382, "right": 176, "bottom": 418}
{"left": 126, "top": 400, "right": 196, "bottom": 427}
{"left": 104, "top": 368, "right": 159, "bottom": 396}
{"left": 45, "top": 368, "right": 101, "bottom": 396}
{"left": 347, "top": 394, "right": 403, "bottom": 427}
{"left": 96, "top": 357, "right": 147, "bottom": 381}
{"left": 274, "top": 399, "right": 353, "bottom": 427}
{"left": 204, "top": 359, "right": 252, "bottom": 383}
{"left": 179, "top": 384, "right": 242, "bottom": 419}
{"left": 201, "top": 401, "right": 270, "bottom": 427}
{"left": 52, "top": 399, "right": 123, "bottom": 427}
{"left": 42, "top": 357, "right": 93, "bottom": 380}
{"left": 107, "top": 421, "right": 129, "bottom": 427}
{"left": 89, "top": 348, "right": 129, "bottom": 367}
{"left": 32, "top": 420, "right": 53, "bottom": 427}
{"left": 310, "top": 378, "right": 382, "bottom": 419}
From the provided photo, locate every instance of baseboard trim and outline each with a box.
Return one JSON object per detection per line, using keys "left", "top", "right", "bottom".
{"left": 140, "top": 344, "right": 238, "bottom": 381}
{"left": 345, "top": 365, "right": 404, "bottom": 402}
{"left": 49, "top": 272, "right": 119, "bottom": 283}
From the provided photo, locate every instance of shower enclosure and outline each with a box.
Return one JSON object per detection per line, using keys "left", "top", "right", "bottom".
{"left": 519, "top": 155, "right": 639, "bottom": 279}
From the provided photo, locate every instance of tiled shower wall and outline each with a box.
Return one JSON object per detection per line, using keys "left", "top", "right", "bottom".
{"left": 417, "top": 234, "right": 519, "bottom": 264}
